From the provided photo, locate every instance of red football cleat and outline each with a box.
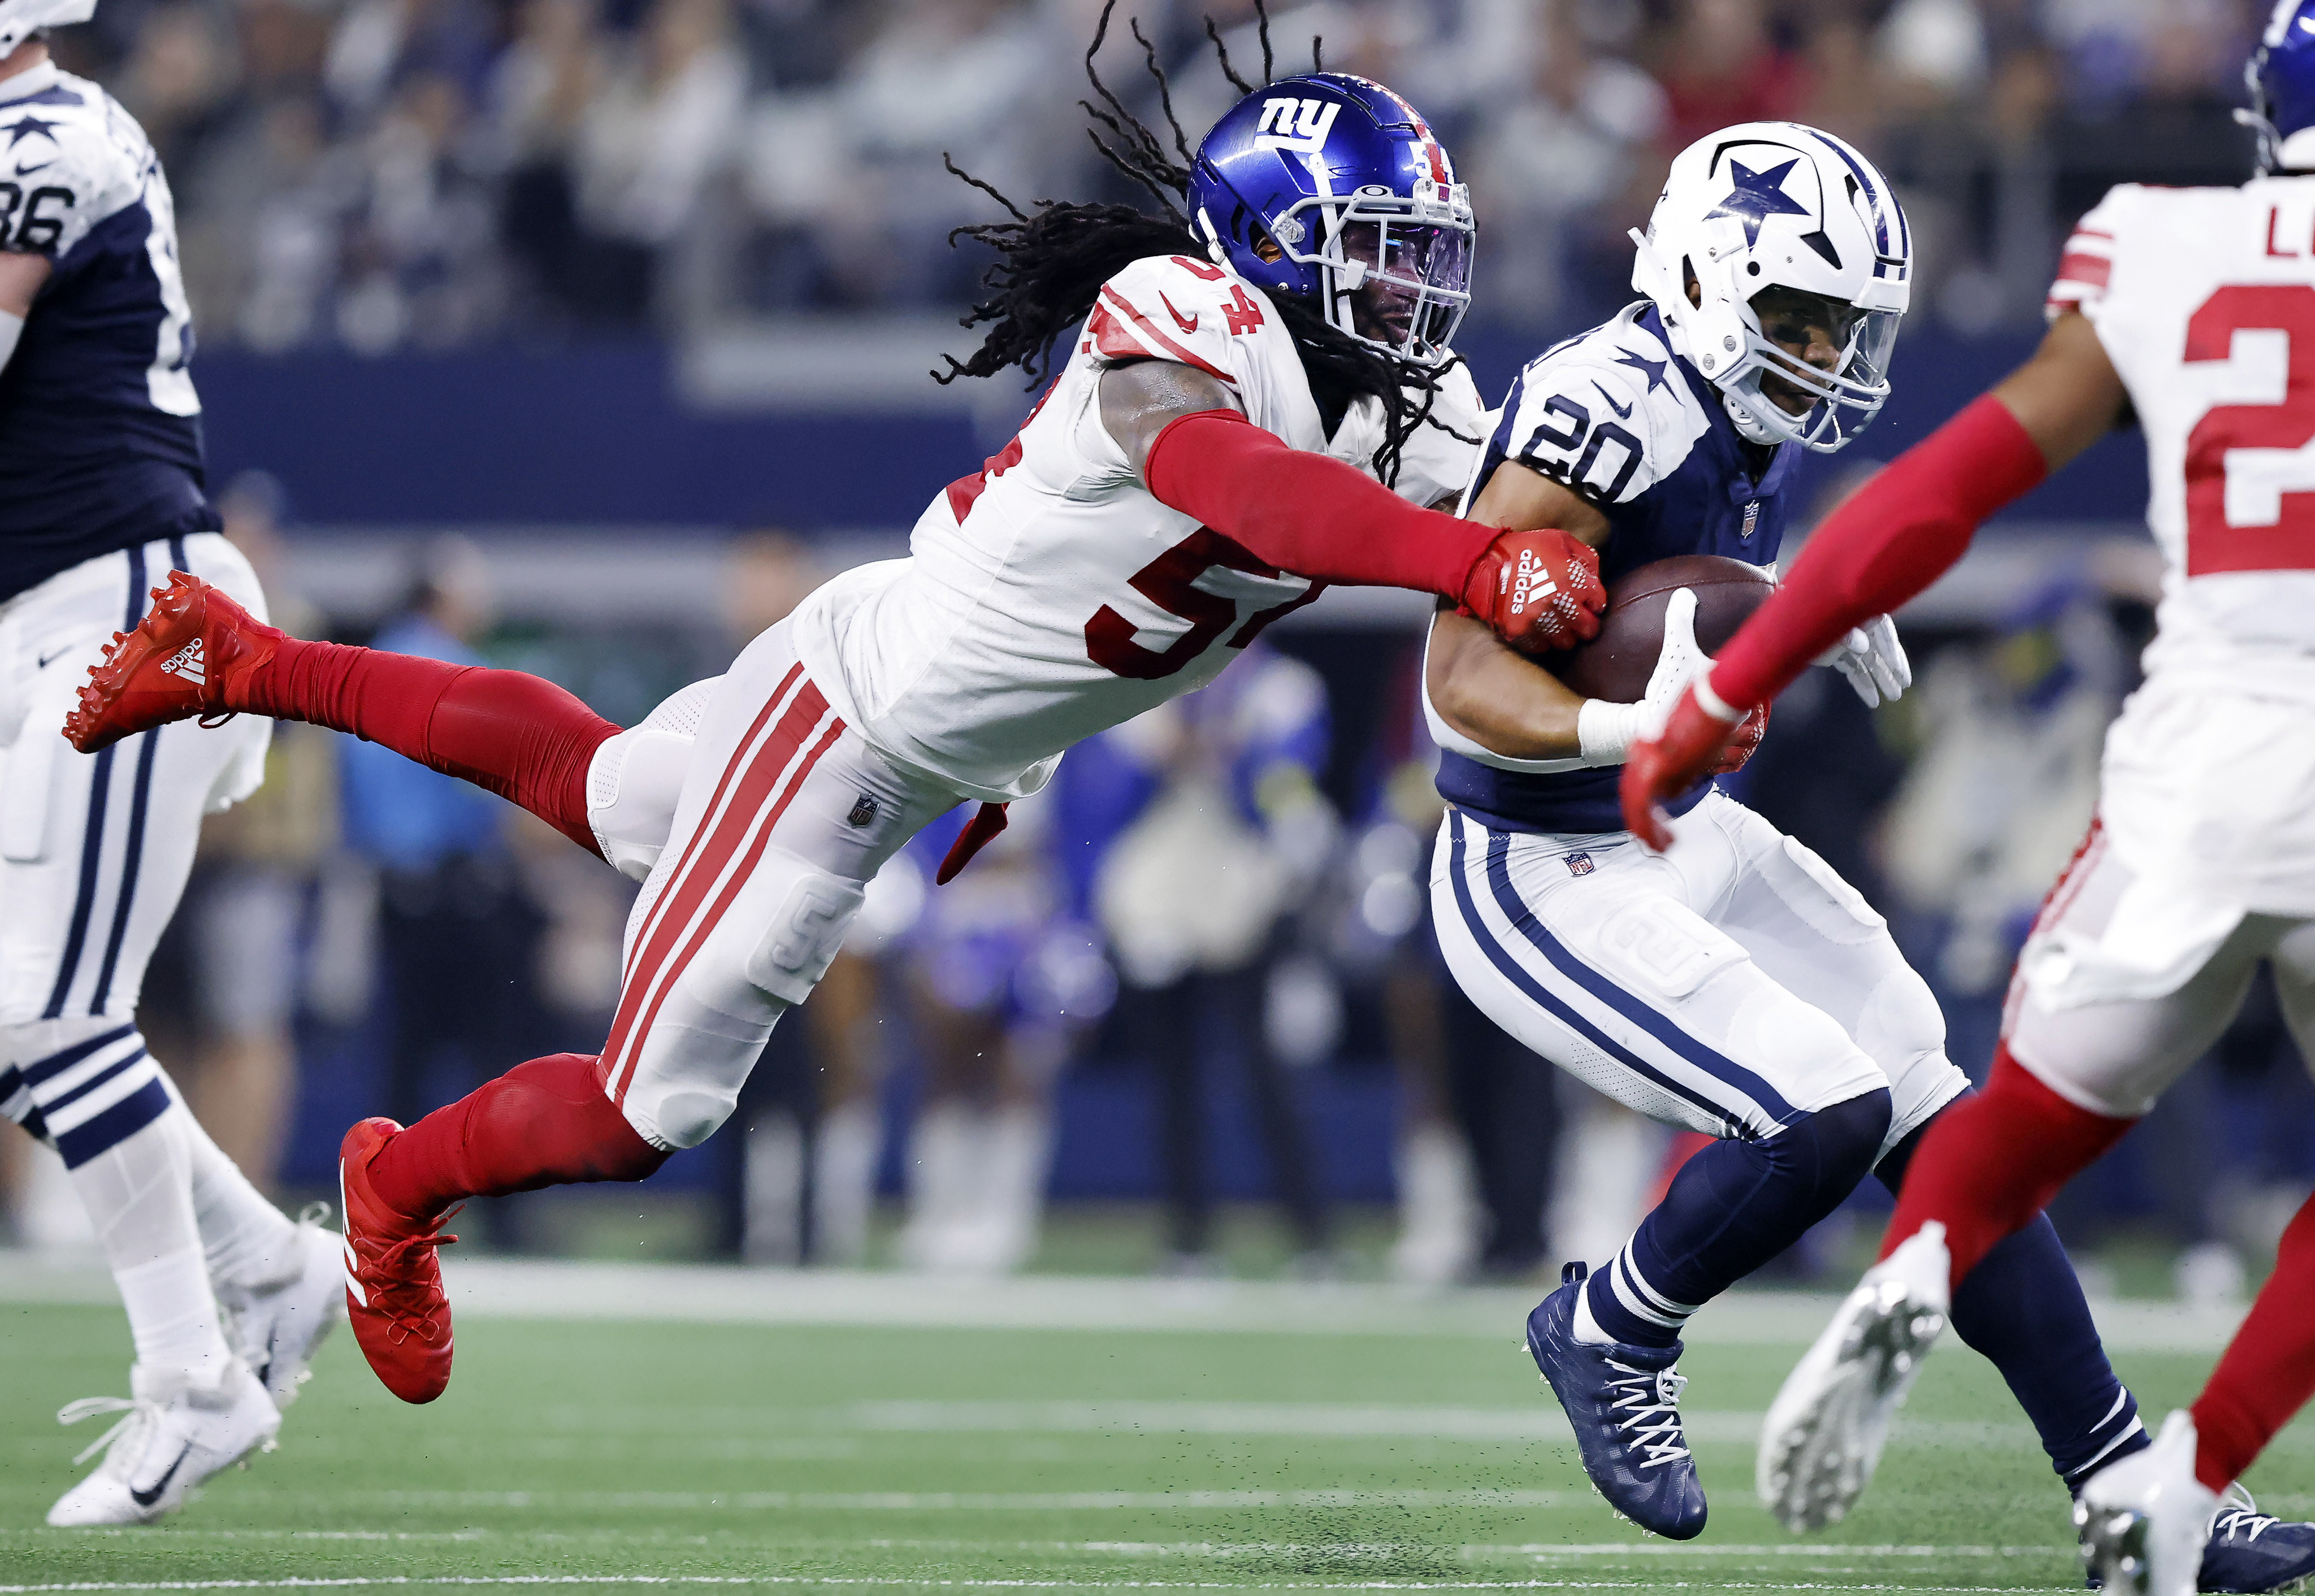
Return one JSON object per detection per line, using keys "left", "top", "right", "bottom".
{"left": 338, "top": 1118, "right": 459, "bottom": 1405}
{"left": 63, "top": 571, "right": 282, "bottom": 754}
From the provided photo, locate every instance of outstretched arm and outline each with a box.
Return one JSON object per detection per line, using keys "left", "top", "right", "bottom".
{"left": 1620, "top": 311, "right": 2131, "bottom": 846}
{"left": 1098, "top": 359, "right": 1606, "bottom": 654}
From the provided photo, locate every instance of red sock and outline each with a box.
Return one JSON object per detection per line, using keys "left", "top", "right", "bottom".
{"left": 368, "top": 1053, "right": 667, "bottom": 1218}
{"left": 2192, "top": 1191, "right": 2315, "bottom": 1491}
{"left": 1882, "top": 1043, "right": 2135, "bottom": 1289}
{"left": 231, "top": 637, "right": 618, "bottom": 858}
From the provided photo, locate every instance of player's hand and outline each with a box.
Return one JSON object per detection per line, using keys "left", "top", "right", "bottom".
{"left": 1620, "top": 679, "right": 1748, "bottom": 850}
{"left": 1461, "top": 527, "right": 1605, "bottom": 656}
{"left": 1713, "top": 704, "right": 1768, "bottom": 775}
{"left": 1815, "top": 613, "right": 1911, "bottom": 707}
{"left": 1575, "top": 588, "right": 1712, "bottom": 767}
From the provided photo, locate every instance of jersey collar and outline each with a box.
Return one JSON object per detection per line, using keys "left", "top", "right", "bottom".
{"left": 0, "top": 60, "right": 59, "bottom": 106}
{"left": 1638, "top": 302, "right": 1793, "bottom": 499}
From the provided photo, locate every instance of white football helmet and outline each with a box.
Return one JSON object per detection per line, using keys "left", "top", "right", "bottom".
{"left": 0, "top": 0, "right": 93, "bottom": 58}
{"left": 1631, "top": 122, "right": 1911, "bottom": 453}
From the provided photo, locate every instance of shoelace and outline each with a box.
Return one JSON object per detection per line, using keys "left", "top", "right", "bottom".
{"left": 1603, "top": 1360, "right": 1692, "bottom": 1469}
{"left": 2215, "top": 1485, "right": 2280, "bottom": 1545}
{"left": 56, "top": 1396, "right": 157, "bottom": 1470}
{"left": 358, "top": 1205, "right": 462, "bottom": 1338}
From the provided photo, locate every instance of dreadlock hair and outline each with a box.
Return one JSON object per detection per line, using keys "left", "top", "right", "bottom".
{"left": 932, "top": 0, "right": 1473, "bottom": 490}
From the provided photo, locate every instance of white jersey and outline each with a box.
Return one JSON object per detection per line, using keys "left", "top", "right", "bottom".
{"left": 2041, "top": 176, "right": 2315, "bottom": 938}
{"left": 790, "top": 253, "right": 1485, "bottom": 801}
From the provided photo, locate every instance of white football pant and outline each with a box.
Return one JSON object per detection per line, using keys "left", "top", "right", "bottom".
{"left": 1432, "top": 793, "right": 1967, "bottom": 1152}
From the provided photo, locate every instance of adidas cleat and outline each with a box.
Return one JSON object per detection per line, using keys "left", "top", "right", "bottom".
{"left": 1526, "top": 1263, "right": 1706, "bottom": 1539}
{"left": 220, "top": 1204, "right": 346, "bottom": 1408}
{"left": 339, "top": 1118, "right": 459, "bottom": 1404}
{"left": 1758, "top": 1221, "right": 1951, "bottom": 1531}
{"left": 63, "top": 571, "right": 281, "bottom": 753}
{"left": 47, "top": 1359, "right": 280, "bottom": 1526}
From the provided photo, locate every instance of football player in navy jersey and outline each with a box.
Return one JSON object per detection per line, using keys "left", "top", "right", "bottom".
{"left": 1419, "top": 119, "right": 2315, "bottom": 1589}
{"left": 0, "top": 0, "right": 341, "bottom": 1526}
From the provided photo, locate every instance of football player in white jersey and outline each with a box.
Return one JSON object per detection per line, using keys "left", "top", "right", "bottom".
{"left": 1627, "top": 7, "right": 2315, "bottom": 1590}
{"left": 1412, "top": 120, "right": 2300, "bottom": 1575}
{"left": 0, "top": 0, "right": 344, "bottom": 1528}
{"left": 70, "top": 21, "right": 1601, "bottom": 1407}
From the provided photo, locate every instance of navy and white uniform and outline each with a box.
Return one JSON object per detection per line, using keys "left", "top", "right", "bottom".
{"left": 0, "top": 62, "right": 268, "bottom": 1168}
{"left": 1425, "top": 304, "right": 1966, "bottom": 1159}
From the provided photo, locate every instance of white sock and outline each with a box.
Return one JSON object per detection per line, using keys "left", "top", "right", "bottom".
{"left": 72, "top": 1109, "right": 236, "bottom": 1379}
{"left": 167, "top": 1079, "right": 300, "bottom": 1294}
{"left": 1571, "top": 1277, "right": 1615, "bottom": 1345}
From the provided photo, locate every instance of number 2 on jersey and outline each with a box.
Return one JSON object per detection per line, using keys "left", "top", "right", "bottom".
{"left": 2184, "top": 283, "right": 2315, "bottom": 574}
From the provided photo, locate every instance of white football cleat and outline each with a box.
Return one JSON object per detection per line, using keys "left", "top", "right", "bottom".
{"left": 2076, "top": 1411, "right": 2222, "bottom": 1596}
{"left": 220, "top": 1204, "right": 346, "bottom": 1407}
{"left": 1758, "top": 1220, "right": 1951, "bottom": 1530}
{"left": 46, "top": 1359, "right": 280, "bottom": 1526}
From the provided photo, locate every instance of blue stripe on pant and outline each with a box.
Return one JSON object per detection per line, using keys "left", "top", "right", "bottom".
{"left": 1442, "top": 812, "right": 1793, "bottom": 1137}
{"left": 20, "top": 1026, "right": 168, "bottom": 1169}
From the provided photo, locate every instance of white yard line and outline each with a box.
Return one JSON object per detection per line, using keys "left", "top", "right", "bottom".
{"left": 217, "top": 1490, "right": 1581, "bottom": 1512}
{"left": 0, "top": 1252, "right": 2238, "bottom": 1352}
{"left": 0, "top": 1579, "right": 2062, "bottom": 1594}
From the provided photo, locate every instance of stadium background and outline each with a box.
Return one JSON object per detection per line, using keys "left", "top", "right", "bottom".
{"left": 0, "top": 0, "right": 2294, "bottom": 1304}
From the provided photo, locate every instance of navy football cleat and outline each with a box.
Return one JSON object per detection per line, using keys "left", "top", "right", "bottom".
{"left": 1527, "top": 1263, "right": 1707, "bottom": 1539}
{"left": 2081, "top": 1484, "right": 2315, "bottom": 1593}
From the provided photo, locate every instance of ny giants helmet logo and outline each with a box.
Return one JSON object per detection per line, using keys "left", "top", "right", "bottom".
{"left": 1253, "top": 97, "right": 1341, "bottom": 154}
{"left": 1505, "top": 548, "right": 1558, "bottom": 618}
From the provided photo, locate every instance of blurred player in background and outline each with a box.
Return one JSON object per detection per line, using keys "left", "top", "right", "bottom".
{"left": 75, "top": 12, "right": 1599, "bottom": 1407}
{"left": 1417, "top": 120, "right": 2313, "bottom": 1582}
{"left": 1635, "top": 7, "right": 2315, "bottom": 1591}
{"left": 0, "top": 0, "right": 339, "bottom": 1527}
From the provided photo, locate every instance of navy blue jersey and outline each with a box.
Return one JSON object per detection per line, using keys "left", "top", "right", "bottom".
{"left": 1430, "top": 303, "right": 1791, "bottom": 834}
{"left": 0, "top": 64, "right": 214, "bottom": 603}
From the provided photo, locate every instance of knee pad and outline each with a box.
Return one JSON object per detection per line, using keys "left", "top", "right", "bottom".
{"left": 2, "top": 1016, "right": 170, "bottom": 1169}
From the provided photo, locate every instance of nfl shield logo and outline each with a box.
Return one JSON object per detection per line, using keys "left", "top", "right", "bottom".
{"left": 1740, "top": 500, "right": 1761, "bottom": 541}
{"left": 1564, "top": 851, "right": 1595, "bottom": 877}
{"left": 847, "top": 793, "right": 879, "bottom": 827}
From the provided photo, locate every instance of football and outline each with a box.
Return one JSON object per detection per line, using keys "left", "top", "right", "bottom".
{"left": 1544, "top": 554, "right": 1779, "bottom": 703}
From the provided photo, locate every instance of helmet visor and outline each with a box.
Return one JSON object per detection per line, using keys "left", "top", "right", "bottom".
{"left": 1741, "top": 285, "right": 1901, "bottom": 451}
{"left": 1279, "top": 189, "right": 1475, "bottom": 367}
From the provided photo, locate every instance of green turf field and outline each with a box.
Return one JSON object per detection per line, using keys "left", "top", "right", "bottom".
{"left": 1, "top": 1282, "right": 2303, "bottom": 1594}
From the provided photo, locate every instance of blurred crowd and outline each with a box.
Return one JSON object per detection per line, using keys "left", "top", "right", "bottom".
{"left": 2, "top": 479, "right": 2309, "bottom": 1301}
{"left": 45, "top": 0, "right": 2268, "bottom": 353}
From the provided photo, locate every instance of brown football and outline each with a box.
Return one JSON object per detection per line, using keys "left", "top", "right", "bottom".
{"left": 1544, "top": 554, "right": 1778, "bottom": 704}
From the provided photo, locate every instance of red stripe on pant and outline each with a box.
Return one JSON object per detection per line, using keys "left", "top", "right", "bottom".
{"left": 605, "top": 715, "right": 844, "bottom": 1106}
{"left": 600, "top": 688, "right": 836, "bottom": 1101}
{"left": 619, "top": 664, "right": 806, "bottom": 991}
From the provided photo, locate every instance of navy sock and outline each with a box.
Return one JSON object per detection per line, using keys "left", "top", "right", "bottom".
{"left": 1878, "top": 1104, "right": 2146, "bottom": 1489}
{"left": 1586, "top": 1090, "right": 1892, "bottom": 1348}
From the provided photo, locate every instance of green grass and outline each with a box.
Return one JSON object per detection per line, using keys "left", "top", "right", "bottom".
{"left": 1, "top": 1296, "right": 2302, "bottom": 1593}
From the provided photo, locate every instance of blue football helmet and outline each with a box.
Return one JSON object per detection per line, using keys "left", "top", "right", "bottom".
{"left": 1188, "top": 73, "right": 1474, "bottom": 368}
{"left": 2247, "top": 0, "right": 2315, "bottom": 172}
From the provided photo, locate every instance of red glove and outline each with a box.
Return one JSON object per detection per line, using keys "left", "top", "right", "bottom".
{"left": 1619, "top": 678, "right": 1750, "bottom": 849}
{"left": 1461, "top": 528, "right": 1605, "bottom": 656}
{"left": 1714, "top": 704, "right": 1768, "bottom": 776}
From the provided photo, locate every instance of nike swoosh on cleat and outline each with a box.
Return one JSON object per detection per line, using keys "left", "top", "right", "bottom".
{"left": 1593, "top": 383, "right": 1635, "bottom": 420}
{"left": 1159, "top": 293, "right": 1198, "bottom": 334}
{"left": 129, "top": 1443, "right": 193, "bottom": 1508}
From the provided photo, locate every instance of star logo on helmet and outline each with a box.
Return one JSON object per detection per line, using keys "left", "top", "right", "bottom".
{"left": 1706, "top": 157, "right": 1810, "bottom": 249}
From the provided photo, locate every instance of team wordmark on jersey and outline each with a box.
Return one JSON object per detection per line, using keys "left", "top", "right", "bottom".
{"left": 1253, "top": 97, "right": 1339, "bottom": 154}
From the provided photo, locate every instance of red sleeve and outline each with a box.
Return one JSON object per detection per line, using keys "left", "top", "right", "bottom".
{"left": 1709, "top": 393, "right": 2049, "bottom": 709}
{"left": 1142, "top": 409, "right": 1492, "bottom": 597}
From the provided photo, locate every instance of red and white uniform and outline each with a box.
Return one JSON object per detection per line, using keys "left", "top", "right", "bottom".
{"left": 587, "top": 253, "right": 1484, "bottom": 1150}
{"left": 792, "top": 253, "right": 1482, "bottom": 801}
{"left": 2012, "top": 178, "right": 2315, "bottom": 1110}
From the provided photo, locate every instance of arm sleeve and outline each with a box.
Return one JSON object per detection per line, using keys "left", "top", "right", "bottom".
{"left": 1142, "top": 407, "right": 1494, "bottom": 597}
{"left": 1707, "top": 392, "right": 2049, "bottom": 709}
